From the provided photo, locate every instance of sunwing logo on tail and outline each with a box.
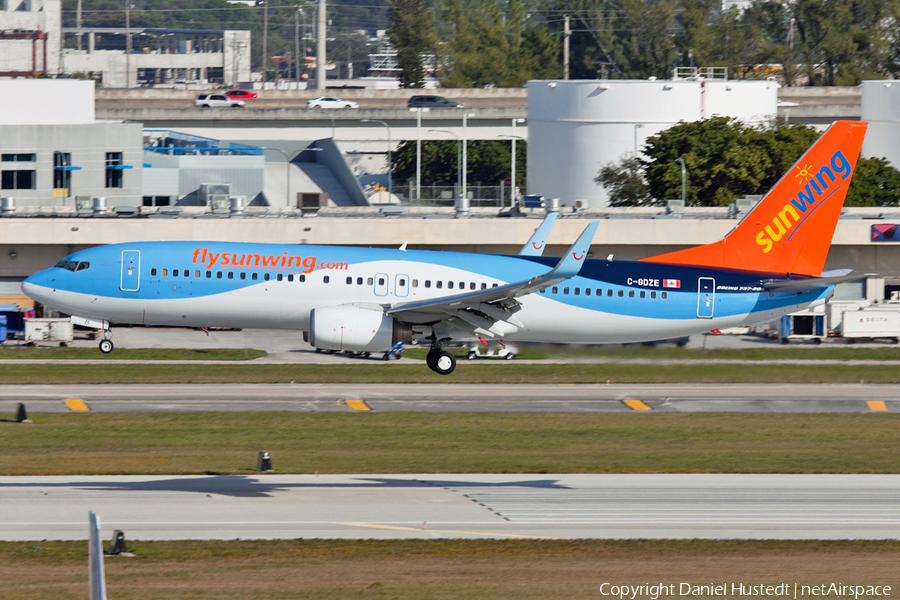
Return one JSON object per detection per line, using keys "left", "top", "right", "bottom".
{"left": 755, "top": 150, "right": 852, "bottom": 254}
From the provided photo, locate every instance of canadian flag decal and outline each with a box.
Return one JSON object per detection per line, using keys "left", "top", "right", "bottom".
{"left": 663, "top": 279, "right": 681, "bottom": 288}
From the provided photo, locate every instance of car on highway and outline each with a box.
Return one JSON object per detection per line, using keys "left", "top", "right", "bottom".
{"left": 224, "top": 89, "right": 258, "bottom": 100}
{"left": 408, "top": 95, "right": 463, "bottom": 108}
{"left": 307, "top": 96, "right": 358, "bottom": 110}
{"left": 194, "top": 94, "right": 245, "bottom": 108}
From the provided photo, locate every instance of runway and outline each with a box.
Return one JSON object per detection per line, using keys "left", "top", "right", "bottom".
{"left": 2, "top": 474, "right": 898, "bottom": 541}
{"left": 0, "top": 383, "right": 897, "bottom": 413}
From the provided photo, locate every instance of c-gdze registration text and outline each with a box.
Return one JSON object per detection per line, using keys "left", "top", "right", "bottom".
{"left": 599, "top": 583, "right": 892, "bottom": 599}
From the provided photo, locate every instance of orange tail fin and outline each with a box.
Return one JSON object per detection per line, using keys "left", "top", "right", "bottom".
{"left": 644, "top": 120, "right": 867, "bottom": 276}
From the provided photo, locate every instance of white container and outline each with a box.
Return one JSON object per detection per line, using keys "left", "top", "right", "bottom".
{"left": 841, "top": 308, "right": 900, "bottom": 340}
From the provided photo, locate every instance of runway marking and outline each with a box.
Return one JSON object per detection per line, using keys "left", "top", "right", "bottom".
{"left": 868, "top": 400, "right": 888, "bottom": 412}
{"left": 345, "top": 400, "right": 371, "bottom": 411}
{"left": 340, "top": 522, "right": 557, "bottom": 539}
{"left": 623, "top": 399, "right": 651, "bottom": 411}
{"left": 64, "top": 398, "right": 89, "bottom": 411}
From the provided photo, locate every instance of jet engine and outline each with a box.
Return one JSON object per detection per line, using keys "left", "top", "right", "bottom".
{"left": 309, "top": 304, "right": 412, "bottom": 352}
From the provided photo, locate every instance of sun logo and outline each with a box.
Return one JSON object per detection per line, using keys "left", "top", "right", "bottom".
{"left": 794, "top": 163, "right": 813, "bottom": 185}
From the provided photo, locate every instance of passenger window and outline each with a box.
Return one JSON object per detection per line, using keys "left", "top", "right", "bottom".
{"left": 617, "top": 290, "right": 623, "bottom": 297}
{"left": 195, "top": 270, "right": 200, "bottom": 277}
{"left": 412, "top": 280, "right": 418, "bottom": 288}
{"left": 217, "top": 272, "right": 223, "bottom": 279}
{"left": 277, "top": 274, "right": 283, "bottom": 281}
{"left": 574, "top": 287, "right": 580, "bottom": 295}
{"left": 252, "top": 273, "right": 258, "bottom": 280}
{"left": 492, "top": 284, "right": 498, "bottom": 288}
{"left": 162, "top": 268, "right": 168, "bottom": 276}
{"left": 300, "top": 275, "right": 306, "bottom": 282}
{"left": 151, "top": 268, "right": 157, "bottom": 276}
{"left": 324, "top": 276, "right": 330, "bottom": 283}
{"left": 425, "top": 280, "right": 431, "bottom": 288}
{"left": 357, "top": 277, "right": 363, "bottom": 285}
{"left": 437, "top": 281, "right": 443, "bottom": 289}
{"left": 206, "top": 271, "right": 211, "bottom": 278}
{"left": 585, "top": 288, "right": 591, "bottom": 296}
{"left": 470, "top": 282, "right": 476, "bottom": 290}
{"left": 597, "top": 288, "right": 602, "bottom": 296}
{"left": 552, "top": 286, "right": 558, "bottom": 294}
{"left": 607, "top": 289, "right": 613, "bottom": 297}
{"left": 640, "top": 290, "right": 645, "bottom": 298}
{"left": 448, "top": 282, "right": 454, "bottom": 289}
{"left": 378, "top": 277, "right": 385, "bottom": 285}
{"left": 540, "top": 288, "right": 546, "bottom": 294}
{"left": 399, "top": 278, "right": 406, "bottom": 287}
{"left": 288, "top": 275, "right": 294, "bottom": 282}
{"left": 563, "top": 287, "right": 569, "bottom": 295}
{"left": 459, "top": 282, "right": 464, "bottom": 289}
{"left": 264, "top": 273, "right": 270, "bottom": 281}
{"left": 346, "top": 277, "right": 352, "bottom": 284}
{"left": 481, "top": 283, "right": 487, "bottom": 290}
{"left": 367, "top": 277, "right": 373, "bottom": 285}
{"left": 651, "top": 291, "right": 656, "bottom": 299}
{"left": 173, "top": 270, "right": 179, "bottom": 277}
{"left": 227, "top": 272, "right": 234, "bottom": 279}
{"left": 662, "top": 291, "right": 667, "bottom": 299}
{"left": 240, "top": 272, "right": 246, "bottom": 280}
{"left": 629, "top": 290, "right": 635, "bottom": 298}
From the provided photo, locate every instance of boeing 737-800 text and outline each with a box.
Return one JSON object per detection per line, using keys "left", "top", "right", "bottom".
{"left": 22, "top": 121, "right": 867, "bottom": 374}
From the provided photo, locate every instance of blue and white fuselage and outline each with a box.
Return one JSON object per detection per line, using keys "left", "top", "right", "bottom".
{"left": 21, "top": 240, "right": 830, "bottom": 345}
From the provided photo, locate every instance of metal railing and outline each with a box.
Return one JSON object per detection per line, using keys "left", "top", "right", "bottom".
{"left": 390, "top": 184, "right": 519, "bottom": 208}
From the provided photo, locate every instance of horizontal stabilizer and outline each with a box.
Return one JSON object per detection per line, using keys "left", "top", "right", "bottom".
{"left": 762, "top": 270, "right": 870, "bottom": 292}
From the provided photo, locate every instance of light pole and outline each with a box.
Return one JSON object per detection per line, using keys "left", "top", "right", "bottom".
{"left": 462, "top": 111, "right": 475, "bottom": 202}
{"left": 498, "top": 134, "right": 524, "bottom": 208}
{"left": 361, "top": 119, "right": 392, "bottom": 199}
{"left": 295, "top": 9, "right": 302, "bottom": 84}
{"left": 429, "top": 129, "right": 460, "bottom": 199}
{"left": 675, "top": 157, "right": 686, "bottom": 204}
{"left": 410, "top": 107, "right": 427, "bottom": 200}
{"left": 633, "top": 123, "right": 644, "bottom": 157}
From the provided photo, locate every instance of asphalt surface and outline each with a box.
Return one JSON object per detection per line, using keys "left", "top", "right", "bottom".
{"left": 1, "top": 474, "right": 897, "bottom": 541}
{"left": 0, "top": 382, "right": 897, "bottom": 413}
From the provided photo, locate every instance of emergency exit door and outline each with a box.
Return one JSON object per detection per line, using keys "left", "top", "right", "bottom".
{"left": 697, "top": 277, "right": 715, "bottom": 319}
{"left": 120, "top": 250, "right": 140, "bottom": 292}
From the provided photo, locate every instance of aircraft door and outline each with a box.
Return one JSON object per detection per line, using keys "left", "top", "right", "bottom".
{"left": 120, "top": 250, "right": 140, "bottom": 292}
{"left": 394, "top": 274, "right": 409, "bottom": 297}
{"left": 697, "top": 277, "right": 715, "bottom": 319}
{"left": 374, "top": 273, "right": 389, "bottom": 296}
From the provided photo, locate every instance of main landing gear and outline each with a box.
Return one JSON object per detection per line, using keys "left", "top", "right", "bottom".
{"left": 426, "top": 347, "right": 456, "bottom": 375}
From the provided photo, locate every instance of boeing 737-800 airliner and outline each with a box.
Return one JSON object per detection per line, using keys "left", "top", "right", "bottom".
{"left": 22, "top": 121, "right": 867, "bottom": 374}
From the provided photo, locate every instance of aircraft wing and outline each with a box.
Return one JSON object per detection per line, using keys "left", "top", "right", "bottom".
{"left": 387, "top": 222, "right": 598, "bottom": 336}
{"left": 762, "top": 270, "right": 870, "bottom": 292}
{"left": 518, "top": 213, "right": 557, "bottom": 256}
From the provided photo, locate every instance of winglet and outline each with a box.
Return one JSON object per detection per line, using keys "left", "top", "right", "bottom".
{"left": 546, "top": 221, "right": 599, "bottom": 279}
{"left": 519, "top": 213, "right": 558, "bottom": 256}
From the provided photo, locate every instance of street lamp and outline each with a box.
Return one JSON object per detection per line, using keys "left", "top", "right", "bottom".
{"left": 429, "top": 129, "right": 460, "bottom": 199}
{"left": 633, "top": 123, "right": 645, "bottom": 157}
{"left": 675, "top": 157, "right": 686, "bottom": 204}
{"left": 498, "top": 134, "right": 525, "bottom": 209}
{"left": 409, "top": 107, "right": 428, "bottom": 200}
{"left": 462, "top": 111, "right": 475, "bottom": 202}
{"left": 264, "top": 146, "right": 322, "bottom": 206}
{"left": 361, "top": 119, "right": 392, "bottom": 199}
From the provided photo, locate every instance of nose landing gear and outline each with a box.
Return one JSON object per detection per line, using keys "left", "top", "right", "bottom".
{"left": 98, "top": 330, "right": 114, "bottom": 354}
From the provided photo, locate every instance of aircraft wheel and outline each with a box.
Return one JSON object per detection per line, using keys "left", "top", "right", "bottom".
{"left": 431, "top": 351, "right": 456, "bottom": 375}
{"left": 467, "top": 350, "right": 478, "bottom": 360}
{"left": 505, "top": 353, "right": 516, "bottom": 360}
{"left": 426, "top": 349, "right": 438, "bottom": 370}
{"left": 99, "top": 339, "right": 114, "bottom": 354}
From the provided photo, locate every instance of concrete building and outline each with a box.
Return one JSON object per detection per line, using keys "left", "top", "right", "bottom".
{"left": 0, "top": 0, "right": 60, "bottom": 76}
{"left": 525, "top": 78, "right": 778, "bottom": 208}
{"left": 0, "top": 80, "right": 142, "bottom": 207}
{"left": 61, "top": 28, "right": 251, "bottom": 88}
{"left": 861, "top": 80, "right": 900, "bottom": 168}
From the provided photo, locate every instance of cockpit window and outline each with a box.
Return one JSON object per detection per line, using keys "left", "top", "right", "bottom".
{"left": 55, "top": 260, "right": 89, "bottom": 271}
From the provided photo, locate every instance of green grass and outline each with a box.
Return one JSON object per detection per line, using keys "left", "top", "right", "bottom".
{"left": 1, "top": 361, "right": 900, "bottom": 383}
{"left": 2, "top": 539, "right": 899, "bottom": 600}
{"left": 2, "top": 412, "right": 898, "bottom": 475}
{"left": 0, "top": 347, "right": 266, "bottom": 360}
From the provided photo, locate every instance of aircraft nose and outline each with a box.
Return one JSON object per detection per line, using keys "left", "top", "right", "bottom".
{"left": 21, "top": 271, "right": 52, "bottom": 303}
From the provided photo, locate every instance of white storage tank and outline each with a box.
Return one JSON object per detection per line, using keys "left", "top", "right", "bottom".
{"left": 525, "top": 79, "right": 778, "bottom": 208}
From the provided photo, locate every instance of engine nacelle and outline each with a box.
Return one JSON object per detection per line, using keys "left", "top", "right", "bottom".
{"left": 309, "top": 304, "right": 411, "bottom": 352}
